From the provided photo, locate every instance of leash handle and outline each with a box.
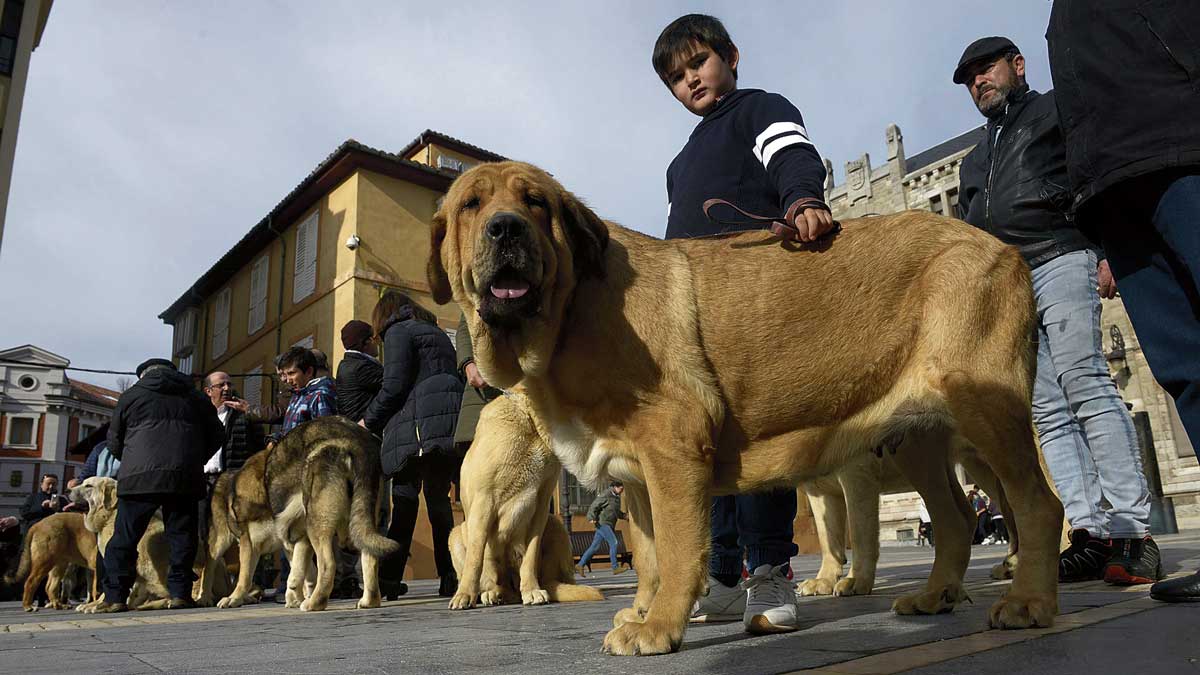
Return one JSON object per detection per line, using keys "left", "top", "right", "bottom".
{"left": 702, "top": 198, "right": 832, "bottom": 241}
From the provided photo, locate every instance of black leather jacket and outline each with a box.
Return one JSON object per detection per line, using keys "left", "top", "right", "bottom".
{"left": 957, "top": 87, "right": 1094, "bottom": 269}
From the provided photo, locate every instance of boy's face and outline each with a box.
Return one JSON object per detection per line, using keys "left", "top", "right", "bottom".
{"left": 664, "top": 41, "right": 739, "bottom": 117}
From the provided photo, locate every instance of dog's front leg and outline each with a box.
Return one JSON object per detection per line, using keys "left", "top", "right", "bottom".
{"left": 797, "top": 484, "right": 847, "bottom": 597}
{"left": 449, "top": 497, "right": 496, "bottom": 609}
{"left": 518, "top": 489, "right": 553, "bottom": 606}
{"left": 603, "top": 445, "right": 708, "bottom": 656}
{"left": 612, "top": 484, "right": 657, "bottom": 628}
{"left": 217, "top": 533, "right": 258, "bottom": 608}
{"left": 836, "top": 463, "right": 882, "bottom": 597}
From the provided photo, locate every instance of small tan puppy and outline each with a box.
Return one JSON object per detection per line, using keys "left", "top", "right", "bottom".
{"left": 449, "top": 393, "right": 603, "bottom": 608}
{"left": 6, "top": 512, "right": 99, "bottom": 611}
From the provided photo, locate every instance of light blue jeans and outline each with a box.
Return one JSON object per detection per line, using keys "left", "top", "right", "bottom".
{"left": 1032, "top": 250, "right": 1150, "bottom": 539}
{"left": 578, "top": 524, "right": 620, "bottom": 571}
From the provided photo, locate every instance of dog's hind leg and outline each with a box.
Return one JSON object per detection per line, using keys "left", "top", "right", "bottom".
{"left": 797, "top": 481, "right": 847, "bottom": 597}
{"left": 300, "top": 533, "right": 338, "bottom": 612}
{"left": 357, "top": 551, "right": 381, "bottom": 609}
{"left": 837, "top": 460, "right": 883, "bottom": 597}
{"left": 891, "top": 429, "right": 975, "bottom": 616}
{"left": 960, "top": 453, "right": 1018, "bottom": 580}
{"left": 46, "top": 565, "right": 70, "bottom": 609}
{"left": 22, "top": 558, "right": 53, "bottom": 612}
{"left": 285, "top": 539, "right": 313, "bottom": 608}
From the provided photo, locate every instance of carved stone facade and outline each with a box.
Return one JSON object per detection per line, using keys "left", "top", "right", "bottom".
{"left": 823, "top": 125, "right": 1199, "bottom": 543}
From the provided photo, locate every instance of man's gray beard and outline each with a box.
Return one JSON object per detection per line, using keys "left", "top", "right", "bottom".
{"left": 976, "top": 85, "right": 1011, "bottom": 118}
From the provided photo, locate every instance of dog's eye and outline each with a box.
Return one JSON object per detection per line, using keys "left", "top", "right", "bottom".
{"left": 524, "top": 193, "right": 547, "bottom": 209}
{"left": 460, "top": 196, "right": 480, "bottom": 212}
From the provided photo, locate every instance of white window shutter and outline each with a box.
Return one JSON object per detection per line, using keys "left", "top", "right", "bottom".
{"left": 249, "top": 255, "right": 269, "bottom": 334}
{"left": 242, "top": 366, "right": 263, "bottom": 407}
{"left": 293, "top": 212, "right": 318, "bottom": 302}
{"left": 212, "top": 287, "right": 231, "bottom": 357}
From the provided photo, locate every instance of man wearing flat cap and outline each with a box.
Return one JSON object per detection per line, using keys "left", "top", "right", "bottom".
{"left": 91, "top": 358, "right": 224, "bottom": 612}
{"left": 954, "top": 37, "right": 1162, "bottom": 587}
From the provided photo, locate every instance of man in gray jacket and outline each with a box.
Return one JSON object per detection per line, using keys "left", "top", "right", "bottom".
{"left": 576, "top": 482, "right": 627, "bottom": 576}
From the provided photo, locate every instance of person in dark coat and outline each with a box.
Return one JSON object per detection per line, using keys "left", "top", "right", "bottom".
{"left": 198, "top": 371, "right": 265, "bottom": 544}
{"left": 576, "top": 482, "right": 628, "bottom": 576}
{"left": 1047, "top": 0, "right": 1200, "bottom": 602}
{"left": 336, "top": 319, "right": 383, "bottom": 423}
{"left": 361, "top": 291, "right": 463, "bottom": 599}
{"left": 91, "top": 358, "right": 224, "bottom": 613}
{"left": 452, "top": 313, "right": 504, "bottom": 454}
{"left": 19, "top": 474, "right": 64, "bottom": 535}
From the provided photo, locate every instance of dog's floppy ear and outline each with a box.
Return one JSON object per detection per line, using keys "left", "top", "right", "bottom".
{"left": 560, "top": 191, "right": 610, "bottom": 280}
{"left": 427, "top": 210, "right": 453, "bottom": 305}
{"left": 101, "top": 479, "right": 117, "bottom": 512}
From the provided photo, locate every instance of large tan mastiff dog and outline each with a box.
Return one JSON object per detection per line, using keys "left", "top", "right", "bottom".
{"left": 426, "top": 161, "right": 1062, "bottom": 655}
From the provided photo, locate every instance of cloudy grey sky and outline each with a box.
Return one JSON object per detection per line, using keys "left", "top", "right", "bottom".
{"left": 0, "top": 1, "right": 1055, "bottom": 389}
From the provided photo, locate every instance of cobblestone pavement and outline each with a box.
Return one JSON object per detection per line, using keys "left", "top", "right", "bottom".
{"left": 2, "top": 533, "right": 1197, "bottom": 674}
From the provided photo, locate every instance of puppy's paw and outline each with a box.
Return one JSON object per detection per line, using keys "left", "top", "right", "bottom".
{"left": 216, "top": 595, "right": 244, "bottom": 609}
{"left": 299, "top": 596, "right": 327, "bottom": 612}
{"left": 990, "top": 554, "right": 1018, "bottom": 580}
{"left": 447, "top": 592, "right": 476, "bottom": 610}
{"left": 602, "top": 619, "right": 683, "bottom": 656}
{"left": 479, "top": 589, "right": 504, "bottom": 606}
{"left": 989, "top": 592, "right": 1056, "bottom": 629}
{"left": 833, "top": 576, "right": 874, "bottom": 597}
{"left": 522, "top": 589, "right": 550, "bottom": 606}
{"left": 612, "top": 606, "right": 645, "bottom": 628}
{"left": 284, "top": 589, "right": 303, "bottom": 609}
{"left": 892, "top": 583, "right": 969, "bottom": 615}
{"left": 797, "top": 577, "right": 835, "bottom": 596}
{"left": 356, "top": 594, "right": 381, "bottom": 610}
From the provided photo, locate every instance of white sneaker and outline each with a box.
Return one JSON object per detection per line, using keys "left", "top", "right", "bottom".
{"left": 742, "top": 564, "right": 801, "bottom": 634}
{"left": 690, "top": 575, "right": 746, "bottom": 622}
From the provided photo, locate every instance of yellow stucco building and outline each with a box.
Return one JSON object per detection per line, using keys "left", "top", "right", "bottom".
{"left": 159, "top": 130, "right": 505, "bottom": 579}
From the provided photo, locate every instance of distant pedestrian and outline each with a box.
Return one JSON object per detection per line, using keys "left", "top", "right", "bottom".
{"left": 576, "top": 482, "right": 628, "bottom": 576}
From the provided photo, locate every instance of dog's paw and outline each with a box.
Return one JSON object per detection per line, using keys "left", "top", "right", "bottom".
{"left": 216, "top": 595, "right": 244, "bottom": 609}
{"left": 602, "top": 619, "right": 683, "bottom": 656}
{"left": 522, "top": 589, "right": 550, "bottom": 606}
{"left": 284, "top": 589, "right": 303, "bottom": 608}
{"left": 299, "top": 597, "right": 327, "bottom": 612}
{"left": 356, "top": 594, "right": 381, "bottom": 610}
{"left": 194, "top": 594, "right": 214, "bottom": 608}
{"left": 990, "top": 554, "right": 1018, "bottom": 580}
{"left": 797, "top": 577, "right": 835, "bottom": 596}
{"left": 23, "top": 605, "right": 35, "bottom": 613}
{"left": 612, "top": 606, "right": 646, "bottom": 629}
{"left": 833, "top": 576, "right": 874, "bottom": 597}
{"left": 448, "top": 592, "right": 477, "bottom": 610}
{"left": 892, "top": 583, "right": 969, "bottom": 615}
{"left": 479, "top": 590, "right": 504, "bottom": 606}
{"left": 989, "top": 592, "right": 1056, "bottom": 629}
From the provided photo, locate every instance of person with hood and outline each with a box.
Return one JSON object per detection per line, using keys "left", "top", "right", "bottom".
{"left": 90, "top": 358, "right": 223, "bottom": 613}
{"left": 361, "top": 291, "right": 463, "bottom": 599}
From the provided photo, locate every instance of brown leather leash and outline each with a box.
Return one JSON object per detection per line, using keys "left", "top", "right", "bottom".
{"left": 701, "top": 197, "right": 836, "bottom": 241}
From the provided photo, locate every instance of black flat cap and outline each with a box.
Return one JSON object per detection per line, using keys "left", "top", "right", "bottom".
{"left": 953, "top": 36, "right": 1018, "bottom": 84}
{"left": 135, "top": 358, "right": 176, "bottom": 378}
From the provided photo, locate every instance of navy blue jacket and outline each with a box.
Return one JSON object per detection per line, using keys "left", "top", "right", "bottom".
{"left": 361, "top": 308, "right": 463, "bottom": 476}
{"left": 666, "top": 88, "right": 826, "bottom": 240}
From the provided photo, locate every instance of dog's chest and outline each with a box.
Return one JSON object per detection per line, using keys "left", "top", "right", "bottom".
{"left": 548, "top": 418, "right": 641, "bottom": 489}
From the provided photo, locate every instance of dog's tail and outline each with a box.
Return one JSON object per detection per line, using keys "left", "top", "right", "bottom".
{"left": 545, "top": 581, "right": 604, "bottom": 603}
{"left": 346, "top": 439, "right": 400, "bottom": 559}
{"left": 4, "top": 528, "right": 33, "bottom": 584}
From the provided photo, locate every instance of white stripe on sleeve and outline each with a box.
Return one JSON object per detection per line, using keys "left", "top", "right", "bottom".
{"left": 752, "top": 122, "right": 811, "bottom": 164}
{"left": 761, "top": 134, "right": 813, "bottom": 168}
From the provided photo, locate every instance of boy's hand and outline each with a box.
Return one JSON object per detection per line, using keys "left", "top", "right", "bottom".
{"left": 1097, "top": 259, "right": 1117, "bottom": 299}
{"left": 794, "top": 207, "right": 835, "bottom": 243}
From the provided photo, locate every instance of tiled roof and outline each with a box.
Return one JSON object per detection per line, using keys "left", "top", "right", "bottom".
{"left": 397, "top": 129, "right": 508, "bottom": 163}
{"left": 905, "top": 126, "right": 986, "bottom": 174}
{"left": 67, "top": 378, "right": 120, "bottom": 409}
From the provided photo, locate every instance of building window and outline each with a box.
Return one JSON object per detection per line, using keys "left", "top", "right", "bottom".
{"left": 947, "top": 187, "right": 960, "bottom": 215}
{"left": 173, "top": 308, "right": 199, "bottom": 359}
{"left": 9, "top": 470, "right": 22, "bottom": 488}
{"left": 0, "top": 0, "right": 24, "bottom": 77}
{"left": 79, "top": 423, "right": 97, "bottom": 444}
{"left": 293, "top": 212, "right": 319, "bottom": 303}
{"left": 17, "top": 374, "right": 37, "bottom": 390}
{"left": 249, "top": 254, "right": 270, "bottom": 335}
{"left": 243, "top": 366, "right": 263, "bottom": 407}
{"left": 211, "top": 287, "right": 232, "bottom": 358}
{"left": 562, "top": 473, "right": 597, "bottom": 516}
{"left": 178, "top": 353, "right": 194, "bottom": 376}
{"left": 929, "top": 193, "right": 944, "bottom": 215}
{"left": 4, "top": 415, "right": 37, "bottom": 448}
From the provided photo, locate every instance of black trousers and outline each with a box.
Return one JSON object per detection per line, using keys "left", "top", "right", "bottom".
{"left": 104, "top": 495, "right": 198, "bottom": 603}
{"left": 379, "top": 452, "right": 457, "bottom": 590}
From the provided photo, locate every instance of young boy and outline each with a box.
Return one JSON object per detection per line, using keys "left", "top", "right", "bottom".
{"left": 653, "top": 14, "right": 833, "bottom": 634}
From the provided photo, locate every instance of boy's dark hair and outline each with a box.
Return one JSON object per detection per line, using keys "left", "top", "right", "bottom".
{"left": 652, "top": 14, "right": 737, "bottom": 85}
{"left": 275, "top": 346, "right": 318, "bottom": 374}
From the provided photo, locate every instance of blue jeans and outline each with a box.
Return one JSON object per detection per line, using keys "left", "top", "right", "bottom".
{"left": 1099, "top": 172, "right": 1200, "bottom": 450}
{"left": 1032, "top": 250, "right": 1150, "bottom": 539}
{"left": 578, "top": 524, "right": 619, "bottom": 570}
{"left": 710, "top": 489, "right": 798, "bottom": 577}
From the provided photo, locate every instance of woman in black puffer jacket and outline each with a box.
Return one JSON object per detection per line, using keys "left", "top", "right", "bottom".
{"left": 361, "top": 291, "right": 463, "bottom": 599}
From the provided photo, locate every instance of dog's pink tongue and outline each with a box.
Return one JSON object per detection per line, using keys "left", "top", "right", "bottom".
{"left": 490, "top": 280, "right": 529, "bottom": 299}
